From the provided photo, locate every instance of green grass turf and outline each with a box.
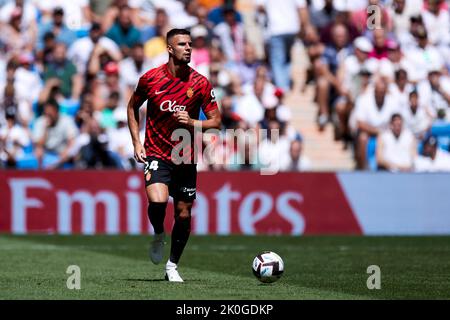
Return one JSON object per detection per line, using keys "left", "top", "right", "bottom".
{"left": 0, "top": 235, "right": 449, "bottom": 300}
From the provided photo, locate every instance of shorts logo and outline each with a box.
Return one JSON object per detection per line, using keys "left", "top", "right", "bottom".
{"left": 183, "top": 187, "right": 196, "bottom": 197}
{"left": 186, "top": 87, "right": 194, "bottom": 98}
{"left": 160, "top": 100, "right": 186, "bottom": 112}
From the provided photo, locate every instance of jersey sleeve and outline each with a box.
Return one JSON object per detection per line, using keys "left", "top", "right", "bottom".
{"left": 134, "top": 73, "right": 149, "bottom": 102}
{"left": 201, "top": 80, "right": 219, "bottom": 114}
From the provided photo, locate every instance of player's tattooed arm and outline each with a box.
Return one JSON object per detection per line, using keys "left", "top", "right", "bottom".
{"left": 127, "top": 92, "right": 147, "bottom": 163}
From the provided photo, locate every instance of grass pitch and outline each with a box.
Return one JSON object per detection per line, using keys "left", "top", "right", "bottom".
{"left": 0, "top": 235, "right": 449, "bottom": 300}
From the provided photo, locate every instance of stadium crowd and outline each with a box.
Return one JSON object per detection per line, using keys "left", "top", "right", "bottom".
{"left": 0, "top": 0, "right": 450, "bottom": 172}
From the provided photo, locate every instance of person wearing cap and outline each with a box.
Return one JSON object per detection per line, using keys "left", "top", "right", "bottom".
{"left": 335, "top": 36, "right": 374, "bottom": 142}
{"left": 414, "top": 135, "right": 450, "bottom": 172}
{"left": 36, "top": 7, "right": 77, "bottom": 52}
{"left": 190, "top": 24, "right": 211, "bottom": 76}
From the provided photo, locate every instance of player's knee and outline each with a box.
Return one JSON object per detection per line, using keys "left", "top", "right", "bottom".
{"left": 175, "top": 202, "right": 192, "bottom": 221}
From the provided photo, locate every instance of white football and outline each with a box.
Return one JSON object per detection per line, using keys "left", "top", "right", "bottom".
{"left": 252, "top": 251, "right": 284, "bottom": 283}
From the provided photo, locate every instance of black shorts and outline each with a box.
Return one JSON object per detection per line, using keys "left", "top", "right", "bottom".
{"left": 144, "top": 156, "right": 197, "bottom": 202}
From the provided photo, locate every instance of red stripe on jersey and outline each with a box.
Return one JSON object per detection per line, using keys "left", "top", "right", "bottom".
{"left": 135, "top": 63, "right": 219, "bottom": 164}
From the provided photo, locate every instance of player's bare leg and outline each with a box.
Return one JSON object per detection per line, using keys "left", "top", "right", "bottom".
{"left": 165, "top": 199, "right": 193, "bottom": 282}
{"left": 145, "top": 183, "right": 169, "bottom": 265}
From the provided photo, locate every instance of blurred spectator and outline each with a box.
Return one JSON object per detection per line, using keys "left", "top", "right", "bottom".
{"left": 335, "top": 36, "right": 374, "bottom": 141}
{"left": 105, "top": 5, "right": 141, "bottom": 57}
{"left": 140, "top": 7, "right": 172, "bottom": 43}
{"left": 43, "top": 43, "right": 82, "bottom": 101}
{"left": 309, "top": 0, "right": 339, "bottom": 32}
{"left": 350, "top": 78, "right": 401, "bottom": 169}
{"left": 314, "top": 23, "right": 351, "bottom": 130}
{"left": 36, "top": 7, "right": 77, "bottom": 52}
{"left": 34, "top": 0, "right": 92, "bottom": 30}
{"left": 279, "top": 139, "right": 311, "bottom": 171}
{"left": 402, "top": 90, "right": 432, "bottom": 139}
{"left": 229, "top": 42, "right": 262, "bottom": 85}
{"left": 421, "top": 0, "right": 450, "bottom": 51}
{"left": 101, "top": 0, "right": 129, "bottom": 32}
{"left": 0, "top": 0, "right": 38, "bottom": 31}
{"left": 68, "top": 22, "right": 122, "bottom": 75}
{"left": 190, "top": 24, "right": 211, "bottom": 77}
{"left": 226, "top": 121, "right": 262, "bottom": 171}
{"left": 389, "top": 0, "right": 422, "bottom": 44}
{"left": 119, "top": 42, "right": 153, "bottom": 102}
{"left": 207, "top": 0, "right": 242, "bottom": 26}
{"left": 76, "top": 117, "right": 123, "bottom": 169}
{"left": 90, "top": 60, "right": 124, "bottom": 112}
{"left": 143, "top": 8, "right": 170, "bottom": 66}
{"left": 414, "top": 135, "right": 450, "bottom": 171}
{"left": 417, "top": 66, "right": 450, "bottom": 121}
{"left": 0, "top": 6, "right": 36, "bottom": 56}
{"left": 368, "top": 28, "right": 390, "bottom": 60}
{"left": 389, "top": 69, "right": 414, "bottom": 110}
{"left": 220, "top": 95, "right": 241, "bottom": 131}
{"left": 404, "top": 25, "right": 444, "bottom": 82}
{"left": 35, "top": 31, "right": 56, "bottom": 69}
{"left": 258, "top": 119, "right": 290, "bottom": 173}
{"left": 213, "top": 5, "right": 245, "bottom": 63}
{"left": 32, "top": 100, "right": 78, "bottom": 169}
{"left": 376, "top": 113, "right": 416, "bottom": 172}
{"left": 352, "top": 0, "right": 392, "bottom": 34}
{"left": 107, "top": 107, "right": 135, "bottom": 169}
{"left": 0, "top": 108, "right": 30, "bottom": 168}
{"left": 256, "top": 0, "right": 310, "bottom": 91}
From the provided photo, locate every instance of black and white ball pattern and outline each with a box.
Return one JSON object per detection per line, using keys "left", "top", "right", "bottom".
{"left": 252, "top": 251, "right": 284, "bottom": 283}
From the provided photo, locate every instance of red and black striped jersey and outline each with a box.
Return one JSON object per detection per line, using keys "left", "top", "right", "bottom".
{"left": 134, "top": 63, "right": 218, "bottom": 164}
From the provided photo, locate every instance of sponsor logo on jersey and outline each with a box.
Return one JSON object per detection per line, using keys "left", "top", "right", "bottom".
{"left": 160, "top": 100, "right": 186, "bottom": 112}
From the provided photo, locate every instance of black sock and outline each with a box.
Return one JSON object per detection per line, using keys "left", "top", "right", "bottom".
{"left": 169, "top": 215, "right": 191, "bottom": 264}
{"left": 148, "top": 202, "right": 167, "bottom": 234}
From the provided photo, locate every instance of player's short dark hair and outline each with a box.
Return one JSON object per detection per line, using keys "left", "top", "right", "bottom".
{"left": 166, "top": 28, "right": 191, "bottom": 44}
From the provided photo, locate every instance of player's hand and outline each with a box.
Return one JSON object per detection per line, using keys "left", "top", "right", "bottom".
{"left": 133, "top": 143, "right": 146, "bottom": 163}
{"left": 174, "top": 111, "right": 193, "bottom": 126}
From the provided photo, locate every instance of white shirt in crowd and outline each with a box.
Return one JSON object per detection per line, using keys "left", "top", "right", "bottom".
{"left": 258, "top": 135, "right": 290, "bottom": 173}
{"left": 350, "top": 89, "right": 401, "bottom": 133}
{"left": 33, "top": 0, "right": 90, "bottom": 30}
{"left": 0, "top": 123, "right": 30, "bottom": 161}
{"left": 401, "top": 104, "right": 432, "bottom": 138}
{"left": 279, "top": 153, "right": 311, "bottom": 171}
{"left": 417, "top": 76, "right": 450, "bottom": 120}
{"left": 415, "top": 149, "right": 450, "bottom": 172}
{"left": 32, "top": 114, "right": 78, "bottom": 154}
{"left": 404, "top": 45, "right": 444, "bottom": 82}
{"left": 377, "top": 128, "right": 416, "bottom": 171}
{"left": 255, "top": 0, "right": 306, "bottom": 37}
{"left": 68, "top": 36, "right": 121, "bottom": 74}
{"left": 119, "top": 57, "right": 154, "bottom": 91}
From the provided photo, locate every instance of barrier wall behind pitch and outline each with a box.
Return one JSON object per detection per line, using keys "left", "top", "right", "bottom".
{"left": 0, "top": 171, "right": 449, "bottom": 235}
